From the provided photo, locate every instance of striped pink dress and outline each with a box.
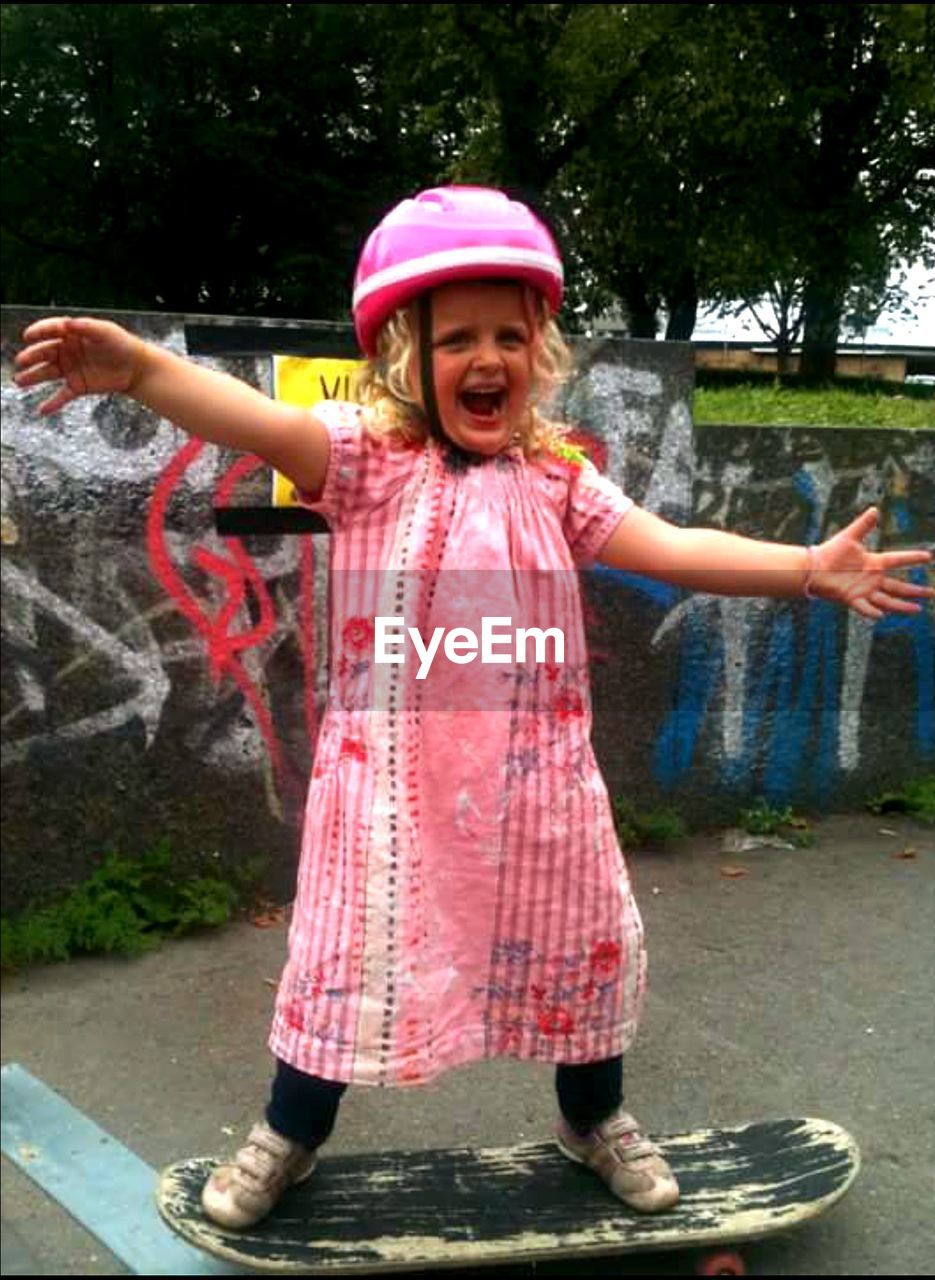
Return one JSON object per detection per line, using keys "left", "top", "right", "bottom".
{"left": 269, "top": 401, "right": 646, "bottom": 1085}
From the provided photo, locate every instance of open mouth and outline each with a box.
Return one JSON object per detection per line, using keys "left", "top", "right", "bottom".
{"left": 459, "top": 390, "right": 505, "bottom": 419}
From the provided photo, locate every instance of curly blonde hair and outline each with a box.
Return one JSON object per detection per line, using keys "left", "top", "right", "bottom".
{"left": 355, "top": 288, "right": 573, "bottom": 457}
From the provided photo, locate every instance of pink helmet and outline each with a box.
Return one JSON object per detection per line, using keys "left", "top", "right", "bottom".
{"left": 352, "top": 186, "right": 564, "bottom": 356}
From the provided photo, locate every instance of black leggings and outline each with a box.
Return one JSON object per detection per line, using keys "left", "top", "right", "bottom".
{"left": 266, "top": 1055, "right": 623, "bottom": 1149}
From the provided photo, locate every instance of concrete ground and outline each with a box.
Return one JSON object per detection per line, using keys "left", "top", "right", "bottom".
{"left": 2, "top": 811, "right": 933, "bottom": 1277}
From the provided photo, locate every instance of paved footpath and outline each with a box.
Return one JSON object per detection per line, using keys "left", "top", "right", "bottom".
{"left": 2, "top": 812, "right": 933, "bottom": 1276}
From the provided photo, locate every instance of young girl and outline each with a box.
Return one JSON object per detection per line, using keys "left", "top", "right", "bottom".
{"left": 15, "top": 186, "right": 932, "bottom": 1230}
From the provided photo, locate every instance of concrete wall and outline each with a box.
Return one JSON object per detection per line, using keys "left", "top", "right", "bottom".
{"left": 2, "top": 307, "right": 932, "bottom": 914}
{"left": 695, "top": 346, "right": 908, "bottom": 383}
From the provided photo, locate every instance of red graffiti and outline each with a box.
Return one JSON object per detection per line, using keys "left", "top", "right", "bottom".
{"left": 566, "top": 427, "right": 608, "bottom": 473}
{"left": 147, "top": 441, "right": 317, "bottom": 794}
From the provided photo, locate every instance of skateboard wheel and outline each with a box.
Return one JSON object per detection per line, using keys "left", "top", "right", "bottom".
{"left": 696, "top": 1249, "right": 747, "bottom": 1276}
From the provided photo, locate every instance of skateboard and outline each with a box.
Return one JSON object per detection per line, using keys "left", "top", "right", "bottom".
{"left": 157, "top": 1116, "right": 859, "bottom": 1275}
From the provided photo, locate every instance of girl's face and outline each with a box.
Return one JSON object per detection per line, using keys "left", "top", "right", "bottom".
{"left": 412, "top": 281, "right": 535, "bottom": 455}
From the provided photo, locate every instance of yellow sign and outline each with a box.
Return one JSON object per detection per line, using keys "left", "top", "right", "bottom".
{"left": 271, "top": 356, "right": 363, "bottom": 506}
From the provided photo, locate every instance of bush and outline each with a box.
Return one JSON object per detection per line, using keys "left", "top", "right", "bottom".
{"left": 0, "top": 839, "right": 246, "bottom": 971}
{"left": 612, "top": 797, "right": 687, "bottom": 848}
{"left": 867, "top": 777, "right": 935, "bottom": 826}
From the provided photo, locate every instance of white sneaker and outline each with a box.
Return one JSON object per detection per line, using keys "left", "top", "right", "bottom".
{"left": 556, "top": 1107, "right": 680, "bottom": 1213}
{"left": 201, "top": 1120, "right": 317, "bottom": 1229}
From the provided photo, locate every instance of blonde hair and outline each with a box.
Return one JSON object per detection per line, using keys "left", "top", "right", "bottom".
{"left": 355, "top": 289, "right": 574, "bottom": 457}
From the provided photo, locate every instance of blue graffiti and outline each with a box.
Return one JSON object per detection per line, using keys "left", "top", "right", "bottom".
{"left": 590, "top": 565, "right": 680, "bottom": 610}
{"left": 590, "top": 523, "right": 933, "bottom": 801}
{"left": 876, "top": 568, "right": 934, "bottom": 755}
{"left": 752, "top": 601, "right": 841, "bottom": 805}
{"left": 653, "top": 606, "right": 723, "bottom": 785}
{"left": 888, "top": 495, "right": 915, "bottom": 537}
{"left": 792, "top": 470, "right": 823, "bottom": 544}
{"left": 652, "top": 594, "right": 931, "bottom": 801}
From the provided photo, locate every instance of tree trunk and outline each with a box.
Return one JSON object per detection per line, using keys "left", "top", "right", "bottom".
{"left": 619, "top": 267, "right": 659, "bottom": 338}
{"left": 800, "top": 274, "right": 845, "bottom": 383}
{"left": 664, "top": 269, "right": 698, "bottom": 340}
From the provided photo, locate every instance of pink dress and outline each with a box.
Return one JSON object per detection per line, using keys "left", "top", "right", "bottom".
{"left": 269, "top": 402, "right": 646, "bottom": 1085}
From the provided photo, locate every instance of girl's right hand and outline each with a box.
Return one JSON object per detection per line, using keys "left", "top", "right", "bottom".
{"left": 14, "top": 317, "right": 149, "bottom": 416}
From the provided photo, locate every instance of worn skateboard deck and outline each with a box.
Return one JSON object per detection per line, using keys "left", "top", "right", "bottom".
{"left": 157, "top": 1116, "right": 859, "bottom": 1274}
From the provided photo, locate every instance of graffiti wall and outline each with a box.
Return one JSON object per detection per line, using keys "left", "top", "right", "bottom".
{"left": 588, "top": 422, "right": 933, "bottom": 817}
{"left": 1, "top": 308, "right": 932, "bottom": 913}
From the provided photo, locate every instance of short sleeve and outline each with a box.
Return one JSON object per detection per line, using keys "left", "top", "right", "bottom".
{"left": 562, "top": 458, "right": 634, "bottom": 565}
{"left": 296, "top": 401, "right": 418, "bottom": 530}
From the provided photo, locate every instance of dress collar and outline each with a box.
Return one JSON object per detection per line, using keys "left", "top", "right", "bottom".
{"left": 434, "top": 438, "right": 524, "bottom": 473}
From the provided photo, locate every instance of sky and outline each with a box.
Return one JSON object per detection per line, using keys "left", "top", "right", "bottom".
{"left": 693, "top": 262, "right": 934, "bottom": 347}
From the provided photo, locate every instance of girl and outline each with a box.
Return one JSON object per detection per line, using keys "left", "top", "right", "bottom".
{"left": 15, "top": 186, "right": 932, "bottom": 1230}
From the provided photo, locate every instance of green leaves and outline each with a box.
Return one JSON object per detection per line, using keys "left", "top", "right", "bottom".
{"left": 0, "top": 839, "right": 243, "bottom": 971}
{"left": 612, "top": 797, "right": 687, "bottom": 849}
{"left": 1, "top": 4, "right": 432, "bottom": 316}
{"left": 867, "top": 777, "right": 935, "bottom": 826}
{"left": 2, "top": 4, "right": 931, "bottom": 344}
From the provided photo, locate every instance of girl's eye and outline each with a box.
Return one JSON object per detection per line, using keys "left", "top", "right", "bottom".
{"left": 434, "top": 328, "right": 528, "bottom": 350}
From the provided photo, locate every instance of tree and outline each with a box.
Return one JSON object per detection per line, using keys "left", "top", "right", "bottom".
{"left": 722, "top": 282, "right": 805, "bottom": 378}
{"left": 0, "top": 4, "right": 438, "bottom": 317}
{"left": 755, "top": 4, "right": 935, "bottom": 380}
{"left": 558, "top": 4, "right": 934, "bottom": 357}
{"left": 4, "top": 3, "right": 932, "bottom": 360}
{"left": 372, "top": 4, "right": 742, "bottom": 335}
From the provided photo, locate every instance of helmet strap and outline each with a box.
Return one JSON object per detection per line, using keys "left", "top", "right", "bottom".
{"left": 417, "top": 291, "right": 484, "bottom": 468}
{"left": 418, "top": 293, "right": 445, "bottom": 443}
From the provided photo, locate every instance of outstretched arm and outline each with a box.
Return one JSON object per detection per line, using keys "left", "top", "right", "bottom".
{"left": 14, "top": 316, "right": 330, "bottom": 495}
{"left": 598, "top": 505, "right": 932, "bottom": 619}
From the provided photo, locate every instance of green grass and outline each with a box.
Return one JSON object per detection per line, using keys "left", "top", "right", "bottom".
{"left": 693, "top": 383, "right": 935, "bottom": 429}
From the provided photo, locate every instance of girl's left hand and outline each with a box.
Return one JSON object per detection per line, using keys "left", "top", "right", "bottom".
{"left": 809, "top": 508, "right": 933, "bottom": 620}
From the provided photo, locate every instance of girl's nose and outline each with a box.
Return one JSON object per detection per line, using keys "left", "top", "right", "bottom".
{"left": 473, "top": 337, "right": 503, "bottom": 368}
